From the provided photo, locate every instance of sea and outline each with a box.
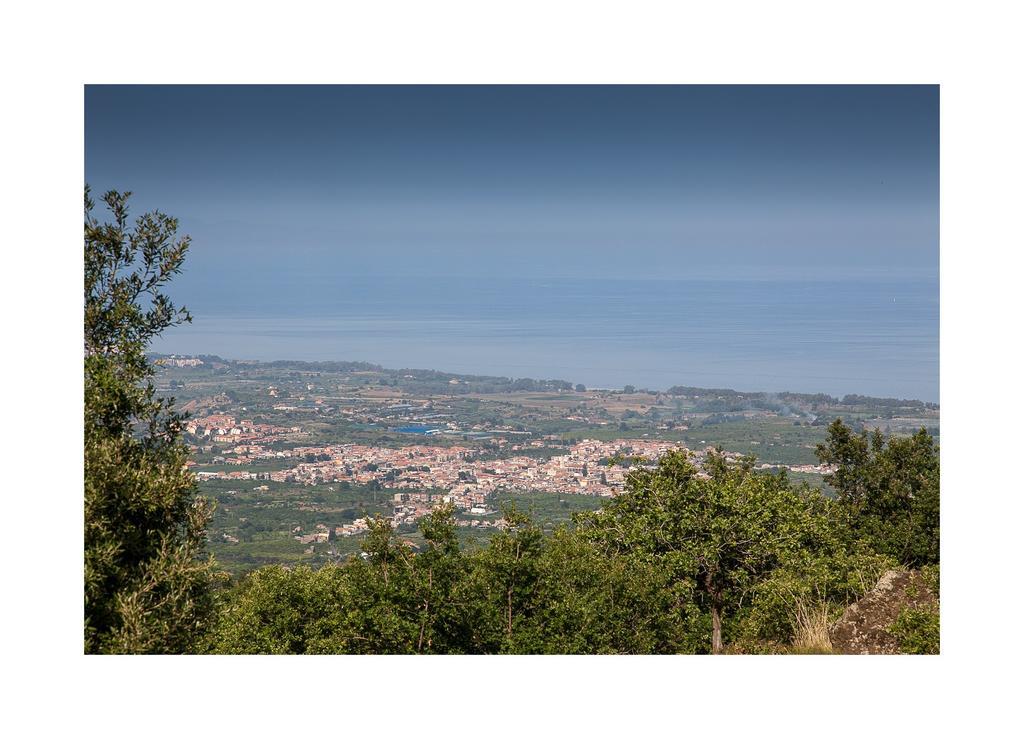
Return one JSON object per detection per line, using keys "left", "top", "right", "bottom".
{"left": 154, "top": 276, "right": 939, "bottom": 403}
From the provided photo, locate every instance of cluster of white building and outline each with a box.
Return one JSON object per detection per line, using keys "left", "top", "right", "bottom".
{"left": 186, "top": 414, "right": 299, "bottom": 443}
{"left": 248, "top": 439, "right": 701, "bottom": 521}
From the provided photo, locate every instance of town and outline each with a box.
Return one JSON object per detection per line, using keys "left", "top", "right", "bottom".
{"left": 186, "top": 411, "right": 836, "bottom": 541}
{"left": 153, "top": 355, "right": 934, "bottom": 572}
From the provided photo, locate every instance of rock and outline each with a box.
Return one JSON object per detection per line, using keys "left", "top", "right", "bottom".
{"left": 829, "top": 569, "right": 938, "bottom": 655}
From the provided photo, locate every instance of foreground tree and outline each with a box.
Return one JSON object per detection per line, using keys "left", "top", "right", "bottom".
{"left": 205, "top": 564, "right": 351, "bottom": 654}
{"left": 84, "top": 188, "right": 219, "bottom": 653}
{"left": 816, "top": 419, "right": 939, "bottom": 566}
{"left": 458, "top": 504, "right": 546, "bottom": 653}
{"left": 738, "top": 488, "right": 895, "bottom": 652}
{"left": 501, "top": 526, "right": 689, "bottom": 653}
{"left": 341, "top": 507, "right": 472, "bottom": 654}
{"left": 576, "top": 450, "right": 819, "bottom": 653}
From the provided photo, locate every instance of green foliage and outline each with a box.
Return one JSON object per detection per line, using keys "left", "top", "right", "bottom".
{"left": 205, "top": 565, "right": 351, "bottom": 654}
{"left": 816, "top": 419, "right": 940, "bottom": 566}
{"left": 207, "top": 504, "right": 695, "bottom": 654}
{"left": 889, "top": 605, "right": 940, "bottom": 655}
{"left": 208, "top": 507, "right": 475, "bottom": 654}
{"left": 740, "top": 536, "right": 894, "bottom": 647}
{"left": 503, "top": 528, "right": 693, "bottom": 653}
{"left": 463, "top": 504, "right": 546, "bottom": 652}
{"left": 574, "top": 450, "right": 825, "bottom": 653}
{"left": 84, "top": 188, "right": 219, "bottom": 653}
{"left": 920, "top": 563, "right": 940, "bottom": 598}
{"left": 338, "top": 517, "right": 422, "bottom": 653}
{"left": 408, "top": 505, "right": 474, "bottom": 652}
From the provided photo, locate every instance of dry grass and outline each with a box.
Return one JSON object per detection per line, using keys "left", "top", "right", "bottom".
{"left": 790, "top": 598, "right": 835, "bottom": 655}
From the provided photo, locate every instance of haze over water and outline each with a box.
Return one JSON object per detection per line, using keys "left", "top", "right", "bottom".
{"left": 88, "top": 86, "right": 939, "bottom": 401}
{"left": 155, "top": 275, "right": 938, "bottom": 402}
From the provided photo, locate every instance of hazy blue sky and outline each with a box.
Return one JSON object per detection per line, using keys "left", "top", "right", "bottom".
{"left": 85, "top": 85, "right": 938, "bottom": 296}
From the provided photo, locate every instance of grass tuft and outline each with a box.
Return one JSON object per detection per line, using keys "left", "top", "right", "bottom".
{"left": 790, "top": 597, "right": 834, "bottom": 655}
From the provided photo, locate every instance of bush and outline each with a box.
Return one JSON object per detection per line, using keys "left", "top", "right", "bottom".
{"left": 889, "top": 606, "right": 940, "bottom": 655}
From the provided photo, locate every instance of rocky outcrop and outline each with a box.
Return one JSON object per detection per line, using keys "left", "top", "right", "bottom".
{"left": 829, "top": 569, "right": 938, "bottom": 655}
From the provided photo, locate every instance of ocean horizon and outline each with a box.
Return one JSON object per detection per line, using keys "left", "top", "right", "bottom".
{"left": 154, "top": 275, "right": 939, "bottom": 403}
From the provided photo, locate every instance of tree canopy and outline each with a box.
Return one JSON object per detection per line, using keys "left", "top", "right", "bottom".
{"left": 816, "top": 419, "right": 939, "bottom": 566}
{"left": 84, "top": 188, "right": 219, "bottom": 653}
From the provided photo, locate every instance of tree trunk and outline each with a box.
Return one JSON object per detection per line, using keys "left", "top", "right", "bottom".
{"left": 711, "top": 598, "right": 723, "bottom": 655}
{"left": 703, "top": 571, "right": 725, "bottom": 654}
{"left": 417, "top": 568, "right": 432, "bottom": 654}
{"left": 507, "top": 587, "right": 513, "bottom": 638}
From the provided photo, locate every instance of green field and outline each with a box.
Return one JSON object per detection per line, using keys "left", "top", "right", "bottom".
{"left": 677, "top": 418, "right": 829, "bottom": 465}
{"left": 488, "top": 491, "right": 605, "bottom": 531}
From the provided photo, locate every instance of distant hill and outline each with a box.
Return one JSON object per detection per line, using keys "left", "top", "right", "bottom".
{"left": 148, "top": 353, "right": 939, "bottom": 411}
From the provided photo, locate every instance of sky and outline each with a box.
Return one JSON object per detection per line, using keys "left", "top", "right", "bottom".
{"left": 85, "top": 85, "right": 939, "bottom": 298}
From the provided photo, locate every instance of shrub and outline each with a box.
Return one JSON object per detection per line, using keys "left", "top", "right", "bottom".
{"left": 889, "top": 606, "right": 940, "bottom": 655}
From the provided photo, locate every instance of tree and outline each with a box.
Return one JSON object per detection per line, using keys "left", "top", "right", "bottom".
{"left": 208, "top": 508, "right": 475, "bottom": 655}
{"left": 738, "top": 485, "right": 894, "bottom": 650}
{"left": 469, "top": 504, "right": 545, "bottom": 652}
{"left": 84, "top": 188, "right": 219, "bottom": 653}
{"left": 576, "top": 450, "right": 817, "bottom": 653}
{"left": 206, "top": 565, "right": 350, "bottom": 654}
{"left": 401, "top": 504, "right": 470, "bottom": 653}
{"left": 814, "top": 419, "right": 871, "bottom": 510}
{"left": 334, "top": 517, "right": 422, "bottom": 653}
{"left": 503, "top": 527, "right": 688, "bottom": 653}
{"left": 816, "top": 419, "right": 939, "bottom": 566}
